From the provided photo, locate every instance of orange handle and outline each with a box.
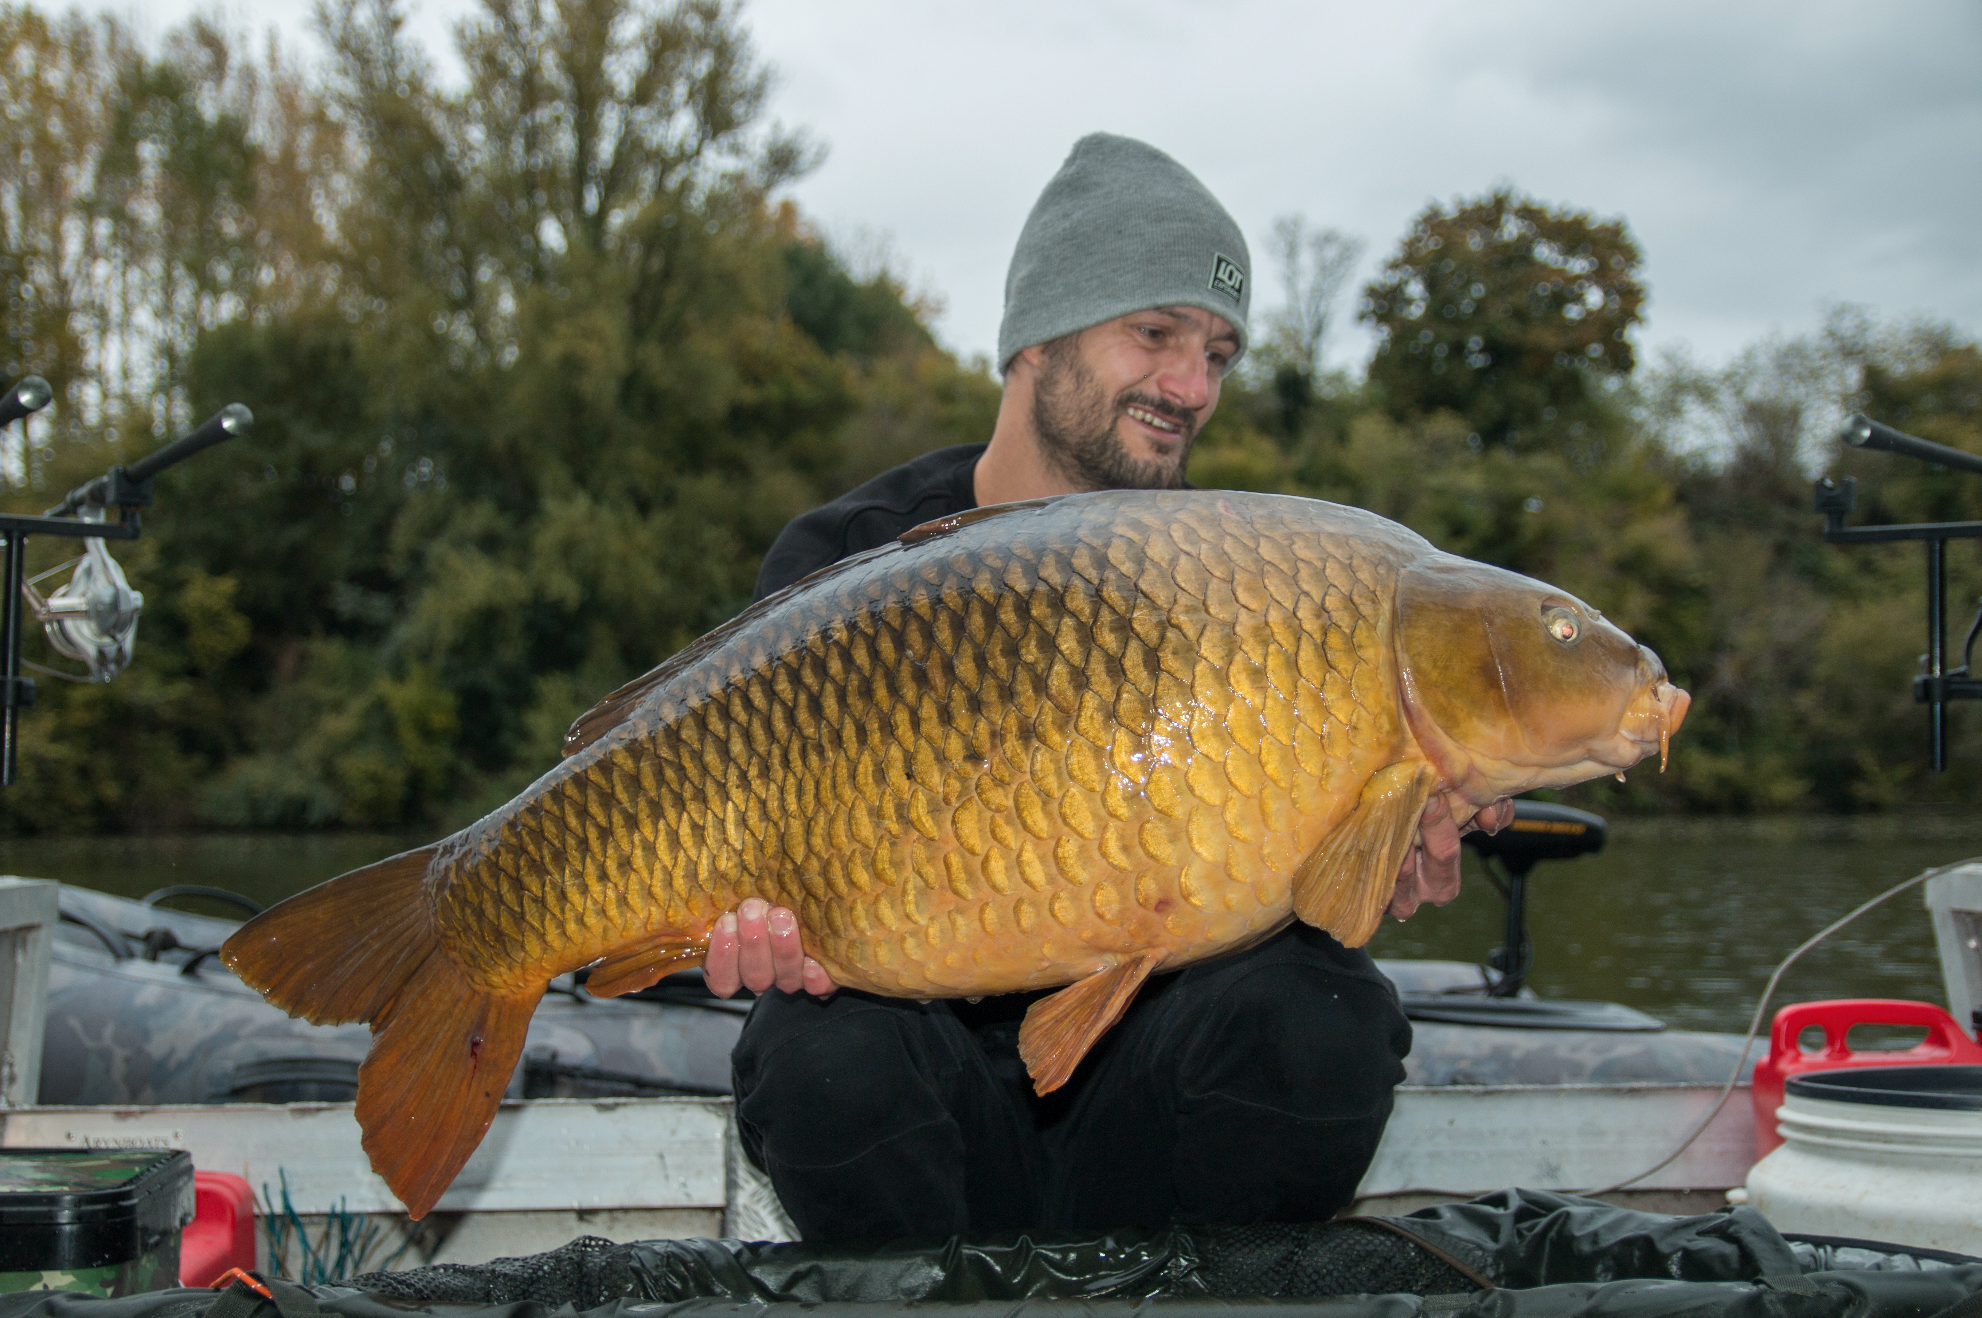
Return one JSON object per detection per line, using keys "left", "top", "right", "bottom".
{"left": 1768, "top": 998, "right": 1981, "bottom": 1063}
{"left": 210, "top": 1268, "right": 272, "bottom": 1298}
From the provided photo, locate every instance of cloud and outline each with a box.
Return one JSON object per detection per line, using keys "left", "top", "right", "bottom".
{"left": 750, "top": 0, "right": 1981, "bottom": 368}
{"left": 122, "top": 0, "right": 1982, "bottom": 372}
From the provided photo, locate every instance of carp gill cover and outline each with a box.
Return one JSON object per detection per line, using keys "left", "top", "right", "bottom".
{"left": 223, "top": 490, "right": 1690, "bottom": 1217}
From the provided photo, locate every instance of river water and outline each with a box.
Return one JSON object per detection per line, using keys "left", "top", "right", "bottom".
{"left": 4, "top": 815, "right": 1978, "bottom": 1035}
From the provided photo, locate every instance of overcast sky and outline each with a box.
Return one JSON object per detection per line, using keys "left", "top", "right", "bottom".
{"left": 130, "top": 0, "right": 1981, "bottom": 374}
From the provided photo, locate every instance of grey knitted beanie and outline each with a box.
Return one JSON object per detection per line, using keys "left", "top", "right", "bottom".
{"left": 998, "top": 133, "right": 1250, "bottom": 372}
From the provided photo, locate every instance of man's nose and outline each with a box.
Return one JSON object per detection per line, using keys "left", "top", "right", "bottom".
{"left": 1155, "top": 345, "right": 1213, "bottom": 412}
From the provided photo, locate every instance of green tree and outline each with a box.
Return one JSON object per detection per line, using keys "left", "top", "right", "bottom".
{"left": 0, "top": 0, "right": 998, "bottom": 833}
{"left": 1363, "top": 188, "right": 1644, "bottom": 451}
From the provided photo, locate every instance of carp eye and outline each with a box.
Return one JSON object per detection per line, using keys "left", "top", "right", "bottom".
{"left": 1542, "top": 606, "right": 1580, "bottom": 645}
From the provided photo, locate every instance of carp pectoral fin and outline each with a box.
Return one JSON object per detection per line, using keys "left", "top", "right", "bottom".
{"left": 1292, "top": 762, "right": 1436, "bottom": 949}
{"left": 1018, "top": 949, "right": 1165, "bottom": 1096}
{"left": 584, "top": 939, "right": 707, "bottom": 998}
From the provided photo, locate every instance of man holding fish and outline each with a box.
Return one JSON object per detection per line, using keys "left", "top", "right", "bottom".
{"left": 708, "top": 134, "right": 1517, "bottom": 1240}
{"left": 222, "top": 135, "right": 1686, "bottom": 1237}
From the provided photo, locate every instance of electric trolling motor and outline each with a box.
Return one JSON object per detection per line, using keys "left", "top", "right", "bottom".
{"left": 1815, "top": 414, "right": 1982, "bottom": 771}
{"left": 0, "top": 377, "right": 252, "bottom": 786}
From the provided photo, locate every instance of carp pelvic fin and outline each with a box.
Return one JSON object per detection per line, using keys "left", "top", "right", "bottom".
{"left": 220, "top": 844, "right": 540, "bottom": 1221}
{"left": 1018, "top": 949, "right": 1165, "bottom": 1095}
{"left": 584, "top": 938, "right": 708, "bottom": 998}
{"left": 1292, "top": 762, "right": 1436, "bottom": 948}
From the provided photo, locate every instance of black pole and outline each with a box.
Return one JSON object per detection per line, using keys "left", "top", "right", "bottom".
{"left": 1929, "top": 539, "right": 1948, "bottom": 772}
{"left": 1842, "top": 413, "right": 1982, "bottom": 479}
{"left": 1502, "top": 874, "right": 1527, "bottom": 996}
{"left": 2, "top": 530, "right": 22, "bottom": 786}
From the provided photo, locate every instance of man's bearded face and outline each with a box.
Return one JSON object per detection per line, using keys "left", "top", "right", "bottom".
{"left": 1029, "top": 333, "right": 1199, "bottom": 492}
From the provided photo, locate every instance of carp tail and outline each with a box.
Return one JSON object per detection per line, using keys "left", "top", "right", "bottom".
{"left": 1292, "top": 762, "right": 1435, "bottom": 947}
{"left": 221, "top": 845, "right": 442, "bottom": 1025}
{"left": 221, "top": 846, "right": 540, "bottom": 1220}
{"left": 356, "top": 946, "right": 537, "bottom": 1220}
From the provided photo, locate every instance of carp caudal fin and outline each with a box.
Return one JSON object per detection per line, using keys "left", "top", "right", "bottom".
{"left": 220, "top": 847, "right": 540, "bottom": 1220}
{"left": 1018, "top": 949, "right": 1165, "bottom": 1095}
{"left": 221, "top": 846, "right": 441, "bottom": 1026}
{"left": 1292, "top": 762, "right": 1435, "bottom": 948}
{"left": 355, "top": 949, "right": 536, "bottom": 1220}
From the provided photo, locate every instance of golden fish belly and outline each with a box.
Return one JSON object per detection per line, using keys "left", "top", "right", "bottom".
{"left": 430, "top": 492, "right": 1428, "bottom": 998}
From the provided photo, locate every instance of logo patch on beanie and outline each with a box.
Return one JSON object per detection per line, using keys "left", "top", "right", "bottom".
{"left": 1209, "top": 254, "right": 1245, "bottom": 304}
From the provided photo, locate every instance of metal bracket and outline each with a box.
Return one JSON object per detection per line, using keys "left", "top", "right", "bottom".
{"left": 1916, "top": 674, "right": 1982, "bottom": 703}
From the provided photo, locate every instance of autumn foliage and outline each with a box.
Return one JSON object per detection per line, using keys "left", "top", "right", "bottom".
{"left": 0, "top": 0, "right": 1977, "bottom": 832}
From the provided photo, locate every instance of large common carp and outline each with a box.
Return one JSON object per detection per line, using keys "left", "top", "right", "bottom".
{"left": 223, "top": 491, "right": 1689, "bottom": 1217}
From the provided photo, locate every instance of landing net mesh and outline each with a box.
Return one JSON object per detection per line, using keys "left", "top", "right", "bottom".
{"left": 347, "top": 1221, "right": 1486, "bottom": 1306}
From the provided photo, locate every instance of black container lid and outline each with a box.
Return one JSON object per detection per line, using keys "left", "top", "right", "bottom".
{"left": 0, "top": 1149, "right": 194, "bottom": 1272}
{"left": 1785, "top": 1064, "right": 1982, "bottom": 1112}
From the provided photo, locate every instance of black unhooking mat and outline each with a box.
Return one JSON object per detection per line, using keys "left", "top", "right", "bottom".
{"left": 4, "top": 1191, "right": 1978, "bottom": 1318}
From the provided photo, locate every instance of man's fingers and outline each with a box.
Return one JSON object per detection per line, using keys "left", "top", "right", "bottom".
{"left": 735, "top": 897, "right": 775, "bottom": 993}
{"left": 801, "top": 957, "right": 838, "bottom": 998}
{"left": 704, "top": 911, "right": 741, "bottom": 998}
{"left": 1419, "top": 826, "right": 1464, "bottom": 905}
{"left": 768, "top": 906, "right": 807, "bottom": 994}
{"left": 1388, "top": 844, "right": 1425, "bottom": 919}
{"left": 1484, "top": 797, "right": 1516, "bottom": 833}
{"left": 1418, "top": 797, "right": 1463, "bottom": 866}
{"left": 705, "top": 902, "right": 836, "bottom": 1000}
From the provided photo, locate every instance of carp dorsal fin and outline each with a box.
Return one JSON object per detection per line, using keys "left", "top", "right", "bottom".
{"left": 567, "top": 498, "right": 1069, "bottom": 757}
{"left": 563, "top": 653, "right": 699, "bottom": 758}
{"left": 562, "top": 561, "right": 874, "bottom": 757}
{"left": 1292, "top": 762, "right": 1436, "bottom": 948}
{"left": 1017, "top": 948, "right": 1165, "bottom": 1095}
{"left": 898, "top": 496, "right": 1064, "bottom": 547}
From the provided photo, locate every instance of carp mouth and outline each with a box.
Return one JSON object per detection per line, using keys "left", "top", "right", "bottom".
{"left": 1619, "top": 677, "right": 1691, "bottom": 774}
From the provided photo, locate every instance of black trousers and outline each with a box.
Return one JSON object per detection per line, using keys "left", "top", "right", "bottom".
{"left": 731, "top": 923, "right": 1412, "bottom": 1241}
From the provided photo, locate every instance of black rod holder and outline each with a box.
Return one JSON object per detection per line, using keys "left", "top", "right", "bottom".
{"left": 1, "top": 396, "right": 251, "bottom": 788}
{"left": 0, "top": 376, "right": 51, "bottom": 429}
{"left": 1842, "top": 413, "right": 1982, "bottom": 479}
{"left": 1820, "top": 416, "right": 1982, "bottom": 772}
{"left": 1492, "top": 870, "right": 1530, "bottom": 999}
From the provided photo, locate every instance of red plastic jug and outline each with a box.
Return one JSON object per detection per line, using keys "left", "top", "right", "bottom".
{"left": 180, "top": 1171, "right": 258, "bottom": 1287}
{"left": 1751, "top": 998, "right": 1982, "bottom": 1158}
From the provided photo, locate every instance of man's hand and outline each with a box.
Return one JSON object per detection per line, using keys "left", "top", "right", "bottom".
{"left": 703, "top": 897, "right": 837, "bottom": 999}
{"left": 1388, "top": 794, "right": 1515, "bottom": 920}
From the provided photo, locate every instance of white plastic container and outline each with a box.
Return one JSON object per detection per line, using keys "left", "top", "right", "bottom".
{"left": 1926, "top": 864, "right": 1982, "bottom": 1041}
{"left": 1747, "top": 1065, "right": 1982, "bottom": 1255}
